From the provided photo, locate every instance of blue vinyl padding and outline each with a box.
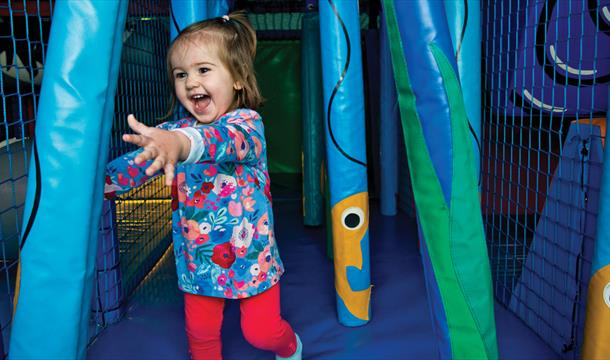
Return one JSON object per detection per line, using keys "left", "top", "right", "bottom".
{"left": 509, "top": 122, "right": 603, "bottom": 354}
{"left": 443, "top": 0, "right": 481, "bottom": 181}
{"left": 417, "top": 221, "right": 451, "bottom": 359}
{"left": 388, "top": 0, "right": 457, "bottom": 205}
{"left": 318, "top": 0, "right": 371, "bottom": 326}
{"left": 384, "top": 1, "right": 465, "bottom": 355}
{"left": 170, "top": 0, "right": 228, "bottom": 40}
{"left": 379, "top": 13, "right": 399, "bottom": 216}
{"left": 9, "top": 1, "right": 128, "bottom": 358}
{"left": 88, "top": 201, "right": 557, "bottom": 359}
{"left": 318, "top": 0, "right": 368, "bottom": 200}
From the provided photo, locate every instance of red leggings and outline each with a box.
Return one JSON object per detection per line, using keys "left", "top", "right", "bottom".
{"left": 184, "top": 283, "right": 297, "bottom": 360}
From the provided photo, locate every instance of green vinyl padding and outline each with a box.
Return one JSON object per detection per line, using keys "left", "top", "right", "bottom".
{"left": 255, "top": 40, "right": 302, "bottom": 187}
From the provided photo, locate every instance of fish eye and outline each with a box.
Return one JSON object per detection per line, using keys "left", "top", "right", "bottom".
{"left": 340, "top": 206, "right": 364, "bottom": 230}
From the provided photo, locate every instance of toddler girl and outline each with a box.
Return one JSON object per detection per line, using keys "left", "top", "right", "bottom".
{"left": 104, "top": 11, "right": 302, "bottom": 360}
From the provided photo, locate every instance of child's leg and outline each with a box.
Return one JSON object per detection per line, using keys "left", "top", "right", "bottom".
{"left": 184, "top": 293, "right": 225, "bottom": 360}
{"left": 240, "top": 283, "right": 298, "bottom": 357}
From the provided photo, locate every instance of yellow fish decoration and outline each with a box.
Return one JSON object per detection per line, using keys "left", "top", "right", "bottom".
{"left": 331, "top": 191, "right": 372, "bottom": 321}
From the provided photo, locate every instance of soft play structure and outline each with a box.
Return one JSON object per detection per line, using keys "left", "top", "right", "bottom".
{"left": 1, "top": 0, "right": 609, "bottom": 359}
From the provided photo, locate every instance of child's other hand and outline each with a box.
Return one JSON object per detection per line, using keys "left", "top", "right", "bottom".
{"left": 122, "top": 114, "right": 190, "bottom": 186}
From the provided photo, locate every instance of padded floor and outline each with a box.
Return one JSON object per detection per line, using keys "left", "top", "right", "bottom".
{"left": 88, "top": 200, "right": 557, "bottom": 359}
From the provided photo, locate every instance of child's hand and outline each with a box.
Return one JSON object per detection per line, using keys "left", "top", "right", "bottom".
{"left": 122, "top": 114, "right": 190, "bottom": 186}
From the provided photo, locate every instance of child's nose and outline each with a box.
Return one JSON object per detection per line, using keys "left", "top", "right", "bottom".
{"left": 185, "top": 76, "right": 199, "bottom": 89}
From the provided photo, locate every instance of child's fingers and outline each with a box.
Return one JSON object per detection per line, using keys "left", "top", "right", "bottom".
{"left": 127, "top": 114, "right": 149, "bottom": 135}
{"left": 134, "top": 147, "right": 159, "bottom": 164}
{"left": 146, "top": 155, "right": 166, "bottom": 176}
{"left": 164, "top": 163, "right": 175, "bottom": 186}
{"left": 122, "top": 133, "right": 147, "bottom": 146}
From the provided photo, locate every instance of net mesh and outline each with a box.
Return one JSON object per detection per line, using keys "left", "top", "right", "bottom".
{"left": 111, "top": 0, "right": 171, "bottom": 301}
{"left": 482, "top": 0, "right": 609, "bottom": 357}
{"left": 0, "top": 0, "right": 53, "bottom": 355}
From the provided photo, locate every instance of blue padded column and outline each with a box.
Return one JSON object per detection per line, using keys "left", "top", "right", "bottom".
{"left": 379, "top": 12, "right": 398, "bottom": 216}
{"left": 170, "top": 0, "right": 226, "bottom": 119}
{"left": 170, "top": 0, "right": 207, "bottom": 40}
{"left": 206, "top": 0, "right": 229, "bottom": 19}
{"left": 9, "top": 1, "right": 128, "bottom": 359}
{"left": 444, "top": 0, "right": 482, "bottom": 182}
{"left": 319, "top": 0, "right": 372, "bottom": 326}
{"left": 170, "top": 0, "right": 229, "bottom": 40}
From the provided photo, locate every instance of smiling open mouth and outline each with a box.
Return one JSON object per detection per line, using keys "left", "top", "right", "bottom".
{"left": 191, "top": 94, "right": 211, "bottom": 113}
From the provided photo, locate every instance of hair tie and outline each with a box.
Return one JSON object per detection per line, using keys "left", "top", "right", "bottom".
{"left": 221, "top": 15, "right": 230, "bottom": 22}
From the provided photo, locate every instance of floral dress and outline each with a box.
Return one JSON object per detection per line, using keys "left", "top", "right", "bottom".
{"left": 105, "top": 109, "right": 284, "bottom": 299}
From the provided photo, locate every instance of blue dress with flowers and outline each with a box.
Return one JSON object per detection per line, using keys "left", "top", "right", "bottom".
{"left": 105, "top": 109, "right": 284, "bottom": 299}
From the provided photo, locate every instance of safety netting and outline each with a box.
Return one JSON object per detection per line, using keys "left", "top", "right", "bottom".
{"left": 482, "top": 0, "right": 609, "bottom": 357}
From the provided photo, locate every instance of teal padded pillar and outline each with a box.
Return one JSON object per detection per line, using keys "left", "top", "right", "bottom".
{"left": 301, "top": 12, "right": 325, "bottom": 226}
{"left": 9, "top": 1, "right": 128, "bottom": 359}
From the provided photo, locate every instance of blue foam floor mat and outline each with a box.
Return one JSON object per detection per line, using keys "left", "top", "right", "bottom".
{"left": 88, "top": 200, "right": 557, "bottom": 359}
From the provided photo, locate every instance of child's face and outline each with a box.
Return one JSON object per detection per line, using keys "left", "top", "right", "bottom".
{"left": 170, "top": 41, "right": 240, "bottom": 124}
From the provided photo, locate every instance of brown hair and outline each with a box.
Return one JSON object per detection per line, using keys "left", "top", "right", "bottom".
{"left": 164, "top": 11, "right": 262, "bottom": 118}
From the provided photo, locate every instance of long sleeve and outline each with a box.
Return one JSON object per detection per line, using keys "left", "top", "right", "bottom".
{"left": 104, "top": 120, "right": 175, "bottom": 198}
{"left": 104, "top": 148, "right": 157, "bottom": 198}
{"left": 175, "top": 109, "right": 265, "bottom": 166}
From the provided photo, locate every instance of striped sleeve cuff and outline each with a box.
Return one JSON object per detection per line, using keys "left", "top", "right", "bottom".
{"left": 170, "top": 127, "right": 205, "bottom": 164}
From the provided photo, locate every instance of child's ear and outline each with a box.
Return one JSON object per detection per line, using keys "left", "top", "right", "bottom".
{"left": 233, "top": 81, "right": 243, "bottom": 91}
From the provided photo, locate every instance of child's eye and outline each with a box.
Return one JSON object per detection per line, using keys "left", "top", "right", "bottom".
{"left": 174, "top": 72, "right": 187, "bottom": 79}
{"left": 198, "top": 67, "right": 210, "bottom": 74}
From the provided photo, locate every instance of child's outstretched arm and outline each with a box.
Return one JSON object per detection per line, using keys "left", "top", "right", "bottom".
{"left": 175, "top": 111, "right": 265, "bottom": 166}
{"left": 105, "top": 146, "right": 157, "bottom": 198}
{"left": 121, "top": 114, "right": 190, "bottom": 186}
